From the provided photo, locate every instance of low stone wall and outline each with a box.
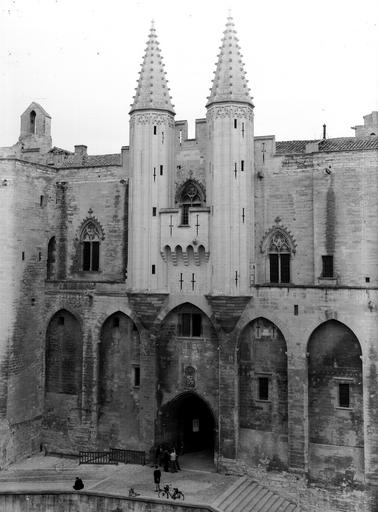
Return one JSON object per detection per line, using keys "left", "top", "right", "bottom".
{"left": 0, "top": 491, "right": 219, "bottom": 512}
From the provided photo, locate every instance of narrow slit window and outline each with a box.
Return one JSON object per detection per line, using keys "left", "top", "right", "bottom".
{"left": 153, "top": 126, "right": 157, "bottom": 135}
{"left": 22, "top": 251, "right": 25, "bottom": 261}
{"left": 234, "top": 119, "right": 237, "bottom": 129}
{"left": 294, "top": 304, "right": 298, "bottom": 316}
{"left": 40, "top": 195, "right": 44, "bottom": 207}
{"left": 134, "top": 366, "right": 140, "bottom": 387}
{"left": 241, "top": 160, "right": 244, "bottom": 171}
{"left": 152, "top": 207, "right": 157, "bottom": 216}
{"left": 152, "top": 264, "right": 156, "bottom": 274}
{"left": 258, "top": 377, "right": 269, "bottom": 401}
{"left": 160, "top": 165, "right": 163, "bottom": 175}
{"left": 161, "top": 131, "right": 164, "bottom": 144}
{"left": 338, "top": 383, "right": 350, "bottom": 408}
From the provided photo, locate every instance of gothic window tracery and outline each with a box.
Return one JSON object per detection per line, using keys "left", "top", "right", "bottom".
{"left": 77, "top": 214, "right": 104, "bottom": 272}
{"left": 177, "top": 180, "right": 205, "bottom": 225}
{"left": 260, "top": 223, "right": 296, "bottom": 285}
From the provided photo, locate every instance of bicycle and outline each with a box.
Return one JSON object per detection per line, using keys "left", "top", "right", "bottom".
{"left": 158, "top": 484, "right": 184, "bottom": 500}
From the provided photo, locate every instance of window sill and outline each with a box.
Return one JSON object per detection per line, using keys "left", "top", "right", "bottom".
{"left": 335, "top": 406, "right": 353, "bottom": 411}
{"left": 255, "top": 399, "right": 271, "bottom": 403}
{"left": 318, "top": 277, "right": 337, "bottom": 286}
{"left": 176, "top": 336, "right": 204, "bottom": 340}
{"left": 177, "top": 224, "right": 191, "bottom": 228}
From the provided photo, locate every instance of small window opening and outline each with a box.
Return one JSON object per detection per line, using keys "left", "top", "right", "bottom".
{"left": 153, "top": 126, "right": 157, "bottom": 135}
{"left": 160, "top": 165, "right": 163, "bottom": 175}
{"left": 40, "top": 195, "right": 44, "bottom": 207}
{"left": 134, "top": 366, "right": 140, "bottom": 387}
{"left": 152, "top": 207, "right": 157, "bottom": 216}
{"left": 179, "top": 313, "right": 202, "bottom": 337}
{"left": 234, "top": 119, "right": 237, "bottom": 129}
{"left": 38, "top": 251, "right": 42, "bottom": 261}
{"left": 294, "top": 304, "right": 298, "bottom": 315}
{"left": 161, "top": 131, "right": 164, "bottom": 144}
{"left": 338, "top": 383, "right": 350, "bottom": 408}
{"left": 31, "top": 298, "right": 35, "bottom": 306}
{"left": 152, "top": 264, "right": 156, "bottom": 274}
{"left": 113, "top": 317, "right": 119, "bottom": 328}
{"left": 258, "top": 377, "right": 269, "bottom": 400}
{"left": 366, "top": 277, "right": 370, "bottom": 283}
{"left": 22, "top": 251, "right": 25, "bottom": 261}
{"left": 241, "top": 160, "right": 244, "bottom": 171}
{"left": 322, "top": 255, "right": 334, "bottom": 278}
{"left": 58, "top": 316, "right": 65, "bottom": 326}
{"left": 30, "top": 110, "right": 36, "bottom": 134}
{"left": 242, "top": 122, "right": 245, "bottom": 138}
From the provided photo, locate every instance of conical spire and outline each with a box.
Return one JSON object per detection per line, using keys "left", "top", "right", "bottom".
{"left": 206, "top": 16, "right": 253, "bottom": 108}
{"left": 130, "top": 21, "right": 175, "bottom": 115}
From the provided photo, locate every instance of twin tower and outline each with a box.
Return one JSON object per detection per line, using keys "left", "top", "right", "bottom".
{"left": 128, "top": 17, "right": 255, "bottom": 296}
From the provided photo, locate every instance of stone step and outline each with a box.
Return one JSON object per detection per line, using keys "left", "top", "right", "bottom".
{"left": 213, "top": 476, "right": 298, "bottom": 512}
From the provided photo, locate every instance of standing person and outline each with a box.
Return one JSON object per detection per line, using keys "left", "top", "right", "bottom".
{"left": 163, "top": 448, "right": 170, "bottom": 472}
{"left": 73, "top": 477, "right": 84, "bottom": 490}
{"left": 175, "top": 447, "right": 181, "bottom": 471}
{"left": 169, "top": 448, "right": 177, "bottom": 473}
{"left": 153, "top": 465, "right": 161, "bottom": 491}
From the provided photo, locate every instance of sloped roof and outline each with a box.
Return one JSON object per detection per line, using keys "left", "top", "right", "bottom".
{"left": 206, "top": 16, "right": 253, "bottom": 108}
{"left": 56, "top": 153, "right": 121, "bottom": 168}
{"left": 21, "top": 102, "right": 51, "bottom": 118}
{"left": 130, "top": 21, "right": 175, "bottom": 115}
{"left": 276, "top": 136, "right": 378, "bottom": 155}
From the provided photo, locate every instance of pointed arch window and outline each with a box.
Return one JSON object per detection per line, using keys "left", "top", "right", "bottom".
{"left": 80, "top": 220, "right": 102, "bottom": 271}
{"left": 269, "top": 232, "right": 291, "bottom": 283}
{"left": 177, "top": 180, "right": 205, "bottom": 226}
{"left": 30, "top": 110, "right": 36, "bottom": 134}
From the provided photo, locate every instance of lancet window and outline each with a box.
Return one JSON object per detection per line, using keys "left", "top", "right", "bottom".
{"left": 177, "top": 180, "right": 205, "bottom": 226}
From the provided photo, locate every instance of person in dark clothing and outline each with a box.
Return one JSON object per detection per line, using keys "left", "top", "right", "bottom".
{"left": 153, "top": 465, "right": 161, "bottom": 491}
{"left": 162, "top": 449, "right": 170, "bottom": 472}
{"left": 73, "top": 477, "right": 84, "bottom": 490}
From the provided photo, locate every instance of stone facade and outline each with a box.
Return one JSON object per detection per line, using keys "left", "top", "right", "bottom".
{"left": 0, "top": 15, "right": 378, "bottom": 511}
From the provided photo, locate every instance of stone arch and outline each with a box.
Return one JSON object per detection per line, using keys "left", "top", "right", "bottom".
{"left": 45, "top": 309, "right": 83, "bottom": 394}
{"left": 97, "top": 311, "right": 141, "bottom": 449}
{"left": 155, "top": 302, "right": 219, "bottom": 439}
{"left": 158, "top": 390, "right": 217, "bottom": 455}
{"left": 307, "top": 320, "right": 364, "bottom": 483}
{"left": 238, "top": 317, "right": 288, "bottom": 468}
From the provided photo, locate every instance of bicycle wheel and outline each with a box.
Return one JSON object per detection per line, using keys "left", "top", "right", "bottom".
{"left": 158, "top": 490, "right": 166, "bottom": 499}
{"left": 177, "top": 491, "right": 184, "bottom": 500}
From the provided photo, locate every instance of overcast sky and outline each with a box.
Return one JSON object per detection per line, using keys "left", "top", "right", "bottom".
{"left": 1, "top": 0, "right": 377, "bottom": 154}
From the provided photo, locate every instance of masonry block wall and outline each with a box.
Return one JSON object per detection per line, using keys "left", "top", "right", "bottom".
{"left": 1, "top": 97, "right": 378, "bottom": 512}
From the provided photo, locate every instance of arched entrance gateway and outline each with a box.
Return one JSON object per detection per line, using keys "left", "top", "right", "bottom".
{"left": 158, "top": 392, "right": 216, "bottom": 456}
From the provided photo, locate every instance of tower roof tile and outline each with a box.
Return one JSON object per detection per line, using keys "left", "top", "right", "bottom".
{"left": 206, "top": 16, "right": 253, "bottom": 108}
{"left": 130, "top": 21, "right": 175, "bottom": 115}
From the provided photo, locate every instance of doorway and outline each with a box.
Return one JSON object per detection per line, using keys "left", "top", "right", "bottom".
{"left": 159, "top": 392, "right": 215, "bottom": 456}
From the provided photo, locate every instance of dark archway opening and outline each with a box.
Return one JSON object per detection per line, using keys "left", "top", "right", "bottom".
{"left": 159, "top": 393, "right": 215, "bottom": 455}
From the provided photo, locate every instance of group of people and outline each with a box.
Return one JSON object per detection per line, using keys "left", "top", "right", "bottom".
{"left": 152, "top": 445, "right": 181, "bottom": 474}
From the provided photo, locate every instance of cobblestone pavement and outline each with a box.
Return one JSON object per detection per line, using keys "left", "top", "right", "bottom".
{"left": 0, "top": 455, "right": 238, "bottom": 505}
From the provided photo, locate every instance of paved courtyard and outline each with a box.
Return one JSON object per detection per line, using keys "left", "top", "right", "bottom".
{"left": 0, "top": 454, "right": 238, "bottom": 506}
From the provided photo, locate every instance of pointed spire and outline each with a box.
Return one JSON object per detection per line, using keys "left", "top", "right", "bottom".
{"left": 206, "top": 15, "right": 253, "bottom": 108}
{"left": 130, "top": 21, "right": 175, "bottom": 115}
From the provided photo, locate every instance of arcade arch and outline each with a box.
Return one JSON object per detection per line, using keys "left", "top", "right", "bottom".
{"left": 308, "top": 320, "right": 364, "bottom": 482}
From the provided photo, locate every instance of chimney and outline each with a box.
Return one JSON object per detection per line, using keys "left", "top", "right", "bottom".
{"left": 74, "top": 145, "right": 87, "bottom": 157}
{"left": 322, "top": 124, "right": 327, "bottom": 140}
